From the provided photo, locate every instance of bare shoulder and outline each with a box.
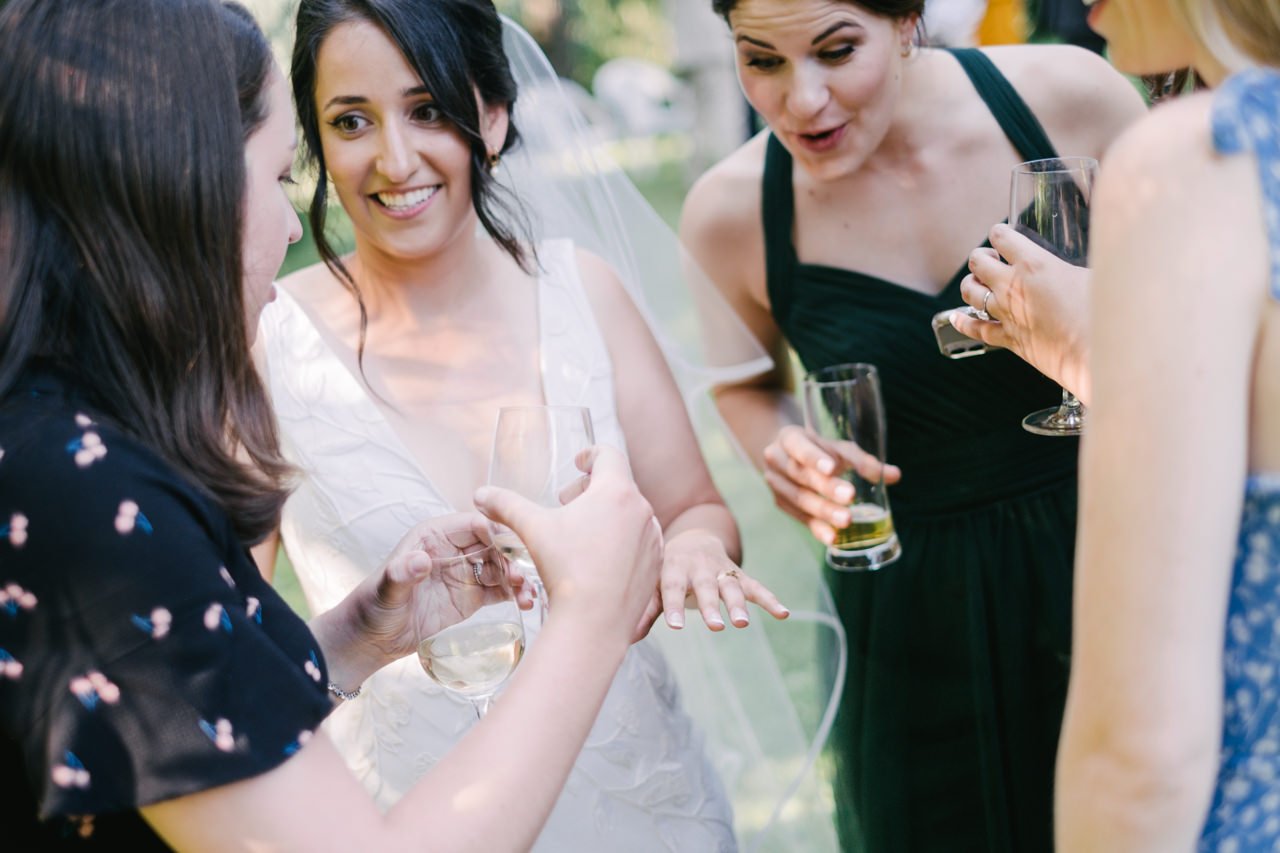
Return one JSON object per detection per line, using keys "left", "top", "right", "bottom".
{"left": 1100, "top": 93, "right": 1221, "bottom": 208}
{"left": 680, "top": 131, "right": 771, "bottom": 307}
{"left": 981, "top": 44, "right": 1147, "bottom": 157}
{"left": 680, "top": 131, "right": 768, "bottom": 251}
{"left": 1094, "top": 91, "right": 1265, "bottom": 299}
{"left": 572, "top": 245, "right": 640, "bottom": 327}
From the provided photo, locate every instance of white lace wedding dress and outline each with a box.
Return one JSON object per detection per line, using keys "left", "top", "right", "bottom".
{"left": 258, "top": 240, "right": 736, "bottom": 852}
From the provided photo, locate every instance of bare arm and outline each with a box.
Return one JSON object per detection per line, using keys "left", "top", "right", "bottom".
{"left": 1056, "top": 99, "right": 1266, "bottom": 851}
{"left": 141, "top": 447, "right": 661, "bottom": 852}
{"left": 680, "top": 159, "right": 900, "bottom": 549}
{"left": 577, "top": 249, "right": 788, "bottom": 631}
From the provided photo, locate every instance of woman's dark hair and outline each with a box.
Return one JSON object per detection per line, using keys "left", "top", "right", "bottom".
{"left": 712, "top": 0, "right": 926, "bottom": 23}
{"left": 0, "top": 0, "right": 292, "bottom": 544}
{"left": 292, "top": 0, "right": 534, "bottom": 367}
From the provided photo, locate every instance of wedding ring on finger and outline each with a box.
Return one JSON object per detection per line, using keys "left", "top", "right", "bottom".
{"left": 471, "top": 558, "right": 485, "bottom": 586}
{"left": 977, "top": 288, "right": 995, "bottom": 322}
{"left": 716, "top": 568, "right": 742, "bottom": 582}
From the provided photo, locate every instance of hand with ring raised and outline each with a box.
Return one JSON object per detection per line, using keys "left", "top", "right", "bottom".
{"left": 951, "top": 222, "right": 1094, "bottom": 403}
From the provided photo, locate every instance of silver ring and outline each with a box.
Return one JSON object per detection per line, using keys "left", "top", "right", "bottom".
{"left": 471, "top": 558, "right": 485, "bottom": 586}
{"left": 979, "top": 289, "right": 994, "bottom": 321}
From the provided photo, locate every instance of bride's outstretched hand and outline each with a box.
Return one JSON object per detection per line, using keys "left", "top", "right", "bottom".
{"left": 650, "top": 530, "right": 790, "bottom": 633}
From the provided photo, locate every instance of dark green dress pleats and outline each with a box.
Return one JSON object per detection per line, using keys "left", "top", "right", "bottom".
{"left": 762, "top": 49, "right": 1078, "bottom": 852}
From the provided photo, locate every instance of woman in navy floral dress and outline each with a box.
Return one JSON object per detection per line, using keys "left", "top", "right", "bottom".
{"left": 0, "top": 1, "right": 664, "bottom": 849}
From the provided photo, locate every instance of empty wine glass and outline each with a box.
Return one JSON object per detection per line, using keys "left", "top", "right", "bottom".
{"left": 417, "top": 544, "right": 525, "bottom": 719}
{"left": 486, "top": 405, "right": 595, "bottom": 621}
{"left": 1009, "top": 156, "right": 1097, "bottom": 436}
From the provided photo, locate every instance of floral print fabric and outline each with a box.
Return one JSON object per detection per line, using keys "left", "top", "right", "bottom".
{"left": 1199, "top": 69, "right": 1280, "bottom": 850}
{"left": 0, "top": 365, "right": 332, "bottom": 848}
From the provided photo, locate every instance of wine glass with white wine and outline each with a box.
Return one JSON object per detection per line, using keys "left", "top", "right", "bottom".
{"left": 486, "top": 405, "right": 595, "bottom": 621}
{"left": 417, "top": 544, "right": 525, "bottom": 719}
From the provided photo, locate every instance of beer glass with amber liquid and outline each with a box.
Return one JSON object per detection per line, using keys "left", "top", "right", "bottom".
{"left": 801, "top": 363, "right": 901, "bottom": 571}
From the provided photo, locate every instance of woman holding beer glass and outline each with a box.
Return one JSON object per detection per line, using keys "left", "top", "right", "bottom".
{"left": 681, "top": 0, "right": 1145, "bottom": 847}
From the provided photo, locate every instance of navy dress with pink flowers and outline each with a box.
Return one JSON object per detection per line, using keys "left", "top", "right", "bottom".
{"left": 0, "top": 364, "right": 332, "bottom": 849}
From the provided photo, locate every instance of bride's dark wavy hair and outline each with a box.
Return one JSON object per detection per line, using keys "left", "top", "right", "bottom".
{"left": 292, "top": 0, "right": 536, "bottom": 370}
{"left": 0, "top": 0, "right": 292, "bottom": 544}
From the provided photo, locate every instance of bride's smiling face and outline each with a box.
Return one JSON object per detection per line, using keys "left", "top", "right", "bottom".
{"left": 313, "top": 19, "right": 508, "bottom": 263}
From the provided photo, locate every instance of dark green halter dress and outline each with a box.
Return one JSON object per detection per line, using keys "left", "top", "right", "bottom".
{"left": 763, "top": 50, "right": 1078, "bottom": 852}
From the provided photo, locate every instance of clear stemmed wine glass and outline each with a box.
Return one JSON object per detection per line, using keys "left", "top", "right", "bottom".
{"left": 1009, "top": 156, "right": 1098, "bottom": 436}
{"left": 417, "top": 544, "right": 525, "bottom": 719}
{"left": 486, "top": 405, "right": 595, "bottom": 622}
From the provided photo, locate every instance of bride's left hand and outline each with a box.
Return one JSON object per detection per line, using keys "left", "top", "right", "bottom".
{"left": 643, "top": 530, "right": 789, "bottom": 634}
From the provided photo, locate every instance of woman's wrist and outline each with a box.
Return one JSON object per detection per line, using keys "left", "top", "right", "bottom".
{"left": 307, "top": 602, "right": 391, "bottom": 695}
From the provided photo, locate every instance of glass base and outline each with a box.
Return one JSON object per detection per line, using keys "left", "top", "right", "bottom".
{"left": 826, "top": 534, "right": 902, "bottom": 572}
{"left": 1022, "top": 404, "right": 1085, "bottom": 436}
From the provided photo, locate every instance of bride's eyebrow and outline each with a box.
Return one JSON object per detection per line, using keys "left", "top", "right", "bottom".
{"left": 322, "top": 86, "right": 434, "bottom": 111}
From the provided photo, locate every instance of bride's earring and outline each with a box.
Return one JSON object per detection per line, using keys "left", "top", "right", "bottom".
{"left": 487, "top": 150, "right": 501, "bottom": 173}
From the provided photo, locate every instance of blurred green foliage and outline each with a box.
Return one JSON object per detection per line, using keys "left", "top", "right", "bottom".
{"left": 495, "top": 0, "right": 670, "bottom": 87}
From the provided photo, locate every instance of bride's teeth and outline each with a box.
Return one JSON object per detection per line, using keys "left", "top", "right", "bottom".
{"left": 377, "top": 187, "right": 437, "bottom": 209}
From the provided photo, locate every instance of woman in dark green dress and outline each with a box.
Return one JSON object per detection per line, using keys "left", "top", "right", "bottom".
{"left": 681, "top": 1, "right": 1146, "bottom": 849}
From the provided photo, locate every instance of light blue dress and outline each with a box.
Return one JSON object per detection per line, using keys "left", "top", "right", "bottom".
{"left": 1199, "top": 68, "right": 1280, "bottom": 851}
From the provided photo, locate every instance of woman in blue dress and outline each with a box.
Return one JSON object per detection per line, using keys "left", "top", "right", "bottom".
{"left": 955, "top": 0, "right": 1280, "bottom": 846}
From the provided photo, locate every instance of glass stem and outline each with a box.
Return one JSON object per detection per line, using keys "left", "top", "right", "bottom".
{"left": 1060, "top": 388, "right": 1083, "bottom": 415}
{"left": 473, "top": 695, "right": 492, "bottom": 720}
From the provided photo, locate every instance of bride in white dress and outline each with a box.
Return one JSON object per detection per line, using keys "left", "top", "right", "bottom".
{"left": 253, "top": 2, "right": 807, "bottom": 850}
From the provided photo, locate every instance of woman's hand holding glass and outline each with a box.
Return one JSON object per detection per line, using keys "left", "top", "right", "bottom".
{"left": 951, "top": 223, "right": 1094, "bottom": 403}
{"left": 486, "top": 406, "right": 595, "bottom": 622}
{"left": 416, "top": 542, "right": 528, "bottom": 718}
{"left": 762, "top": 423, "right": 903, "bottom": 548}
{"left": 475, "top": 445, "right": 665, "bottom": 645}
{"left": 331, "top": 514, "right": 530, "bottom": 659}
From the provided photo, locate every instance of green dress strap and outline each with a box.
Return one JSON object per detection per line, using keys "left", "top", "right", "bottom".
{"left": 949, "top": 47, "right": 1058, "bottom": 162}
{"left": 761, "top": 134, "right": 799, "bottom": 325}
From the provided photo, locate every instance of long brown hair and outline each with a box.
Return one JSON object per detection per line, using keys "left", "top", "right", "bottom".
{"left": 0, "top": 0, "right": 292, "bottom": 544}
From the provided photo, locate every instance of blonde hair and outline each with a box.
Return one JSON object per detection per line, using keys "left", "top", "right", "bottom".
{"left": 1175, "top": 0, "right": 1280, "bottom": 72}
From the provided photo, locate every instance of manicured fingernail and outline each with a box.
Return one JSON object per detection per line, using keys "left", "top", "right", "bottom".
{"left": 835, "top": 484, "right": 854, "bottom": 503}
{"left": 731, "top": 608, "right": 749, "bottom": 626}
{"left": 779, "top": 607, "right": 791, "bottom": 618}
{"left": 817, "top": 457, "right": 834, "bottom": 475}
{"left": 833, "top": 510, "right": 850, "bottom": 527}
{"left": 706, "top": 614, "right": 724, "bottom": 629}
{"left": 666, "top": 610, "right": 684, "bottom": 629}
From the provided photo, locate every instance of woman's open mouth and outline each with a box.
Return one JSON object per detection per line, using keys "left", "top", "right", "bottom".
{"left": 793, "top": 125, "right": 846, "bottom": 154}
